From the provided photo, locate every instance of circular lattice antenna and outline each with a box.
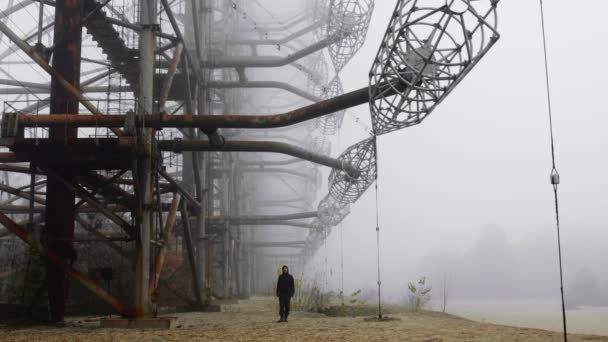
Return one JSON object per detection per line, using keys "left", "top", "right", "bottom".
{"left": 328, "top": 0, "right": 375, "bottom": 72}
{"left": 317, "top": 195, "right": 351, "bottom": 227}
{"left": 309, "top": 134, "right": 331, "bottom": 156}
{"left": 328, "top": 137, "right": 377, "bottom": 206}
{"left": 315, "top": 76, "right": 346, "bottom": 135}
{"left": 306, "top": 52, "right": 330, "bottom": 93}
{"left": 369, "top": 0, "right": 500, "bottom": 135}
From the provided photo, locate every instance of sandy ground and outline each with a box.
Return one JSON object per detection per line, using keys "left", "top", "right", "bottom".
{"left": 1, "top": 298, "right": 607, "bottom": 342}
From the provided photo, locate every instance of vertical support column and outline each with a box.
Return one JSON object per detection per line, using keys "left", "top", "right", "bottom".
{"left": 46, "top": 0, "right": 82, "bottom": 323}
{"left": 223, "top": 228, "right": 231, "bottom": 299}
{"left": 133, "top": 0, "right": 158, "bottom": 318}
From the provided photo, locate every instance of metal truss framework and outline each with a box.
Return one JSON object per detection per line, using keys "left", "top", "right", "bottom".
{"left": 0, "top": 0, "right": 500, "bottom": 322}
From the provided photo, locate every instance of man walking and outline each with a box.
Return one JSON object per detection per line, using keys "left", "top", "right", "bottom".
{"left": 276, "top": 265, "right": 295, "bottom": 322}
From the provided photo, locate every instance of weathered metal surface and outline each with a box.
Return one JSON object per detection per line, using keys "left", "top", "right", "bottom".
{"left": 0, "top": 11, "right": 122, "bottom": 137}
{"left": 149, "top": 193, "right": 181, "bottom": 297}
{"left": 179, "top": 201, "right": 204, "bottom": 307}
{"left": 0, "top": 137, "right": 360, "bottom": 179}
{"left": 0, "top": 211, "right": 130, "bottom": 316}
{"left": 0, "top": 183, "right": 46, "bottom": 205}
{"left": 43, "top": 167, "right": 135, "bottom": 236}
{"left": 159, "top": 140, "right": 361, "bottom": 178}
{"left": 45, "top": 0, "right": 82, "bottom": 322}
{"left": 13, "top": 85, "right": 370, "bottom": 129}
{"left": 159, "top": 43, "right": 184, "bottom": 113}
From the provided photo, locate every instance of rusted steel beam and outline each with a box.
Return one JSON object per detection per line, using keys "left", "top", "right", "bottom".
{"left": 2, "top": 182, "right": 46, "bottom": 206}
{"left": 0, "top": 15, "right": 122, "bottom": 137}
{"left": 14, "top": 84, "right": 370, "bottom": 129}
{"left": 159, "top": 0, "right": 200, "bottom": 79}
{"left": 149, "top": 193, "right": 181, "bottom": 297}
{"left": 45, "top": 0, "right": 82, "bottom": 323}
{"left": 0, "top": 215, "right": 44, "bottom": 238}
{"left": 43, "top": 167, "right": 134, "bottom": 236}
{"left": 158, "top": 43, "right": 183, "bottom": 113}
{"left": 0, "top": 211, "right": 131, "bottom": 317}
{"left": 79, "top": 172, "right": 135, "bottom": 208}
{"left": 0, "top": 203, "right": 172, "bottom": 214}
{"left": 179, "top": 200, "right": 204, "bottom": 307}
{"left": 75, "top": 216, "right": 131, "bottom": 261}
{"left": 0, "top": 164, "right": 33, "bottom": 173}
{"left": 0, "top": 153, "right": 18, "bottom": 163}
{"left": 158, "top": 169, "right": 202, "bottom": 211}
{"left": 0, "top": 183, "right": 46, "bottom": 205}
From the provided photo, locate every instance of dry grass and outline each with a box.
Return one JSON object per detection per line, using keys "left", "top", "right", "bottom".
{"left": 1, "top": 298, "right": 607, "bottom": 342}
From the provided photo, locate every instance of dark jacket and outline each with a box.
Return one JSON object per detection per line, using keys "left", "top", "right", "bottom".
{"left": 276, "top": 273, "right": 295, "bottom": 297}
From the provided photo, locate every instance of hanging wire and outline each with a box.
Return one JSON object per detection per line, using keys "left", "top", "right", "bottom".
{"left": 339, "top": 222, "right": 345, "bottom": 306}
{"left": 373, "top": 134, "right": 383, "bottom": 319}
{"left": 539, "top": 1, "right": 567, "bottom": 341}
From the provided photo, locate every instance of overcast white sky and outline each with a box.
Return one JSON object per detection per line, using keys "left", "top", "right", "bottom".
{"left": 304, "top": 0, "right": 608, "bottom": 303}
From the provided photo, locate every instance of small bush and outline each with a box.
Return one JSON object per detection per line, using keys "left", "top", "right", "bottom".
{"left": 406, "top": 276, "right": 432, "bottom": 312}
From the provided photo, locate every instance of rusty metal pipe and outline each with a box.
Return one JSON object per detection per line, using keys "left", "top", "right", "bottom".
{"left": 159, "top": 43, "right": 183, "bottom": 113}
{"left": 179, "top": 200, "right": 204, "bottom": 307}
{"left": 0, "top": 211, "right": 131, "bottom": 316}
{"left": 0, "top": 138, "right": 360, "bottom": 178}
{"left": 14, "top": 84, "right": 370, "bottom": 130}
{"left": 208, "top": 212, "right": 317, "bottom": 223}
{"left": 149, "top": 193, "right": 180, "bottom": 297}
{"left": 159, "top": 140, "right": 361, "bottom": 179}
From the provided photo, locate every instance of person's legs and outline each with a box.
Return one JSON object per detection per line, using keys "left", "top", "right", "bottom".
{"left": 278, "top": 296, "right": 286, "bottom": 322}
{"left": 283, "top": 295, "right": 291, "bottom": 322}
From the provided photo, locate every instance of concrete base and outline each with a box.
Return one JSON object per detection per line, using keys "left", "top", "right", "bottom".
{"left": 100, "top": 317, "right": 174, "bottom": 329}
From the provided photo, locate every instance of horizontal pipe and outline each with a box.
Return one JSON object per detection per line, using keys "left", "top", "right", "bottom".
{"left": 14, "top": 84, "right": 370, "bottom": 129}
{"left": 159, "top": 140, "right": 360, "bottom": 178}
{"left": 0, "top": 138, "right": 360, "bottom": 178}
{"left": 208, "top": 212, "right": 317, "bottom": 223}
{"left": 250, "top": 241, "right": 306, "bottom": 248}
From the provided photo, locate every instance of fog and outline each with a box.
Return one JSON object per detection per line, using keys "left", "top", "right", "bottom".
{"left": 0, "top": 0, "right": 607, "bottom": 331}
{"left": 303, "top": 0, "right": 608, "bottom": 313}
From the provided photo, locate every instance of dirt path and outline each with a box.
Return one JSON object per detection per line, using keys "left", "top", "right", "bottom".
{"left": 2, "top": 298, "right": 607, "bottom": 341}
